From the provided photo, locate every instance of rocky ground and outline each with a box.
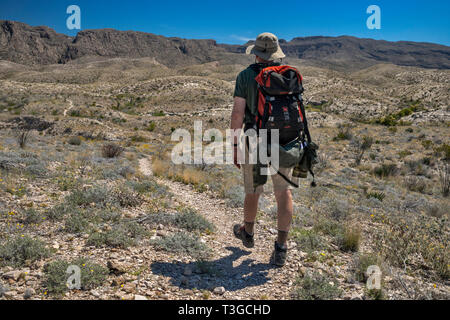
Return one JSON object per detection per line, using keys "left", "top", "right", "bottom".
{"left": 0, "top": 58, "right": 449, "bottom": 300}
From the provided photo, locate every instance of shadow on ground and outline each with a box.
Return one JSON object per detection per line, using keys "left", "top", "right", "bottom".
{"left": 150, "top": 246, "right": 277, "bottom": 291}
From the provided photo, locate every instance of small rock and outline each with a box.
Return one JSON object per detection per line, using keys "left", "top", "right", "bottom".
{"left": 156, "top": 230, "right": 167, "bottom": 237}
{"left": 90, "top": 290, "right": 101, "bottom": 298}
{"left": 157, "top": 224, "right": 164, "bottom": 230}
{"left": 3, "top": 270, "right": 21, "bottom": 281}
{"left": 0, "top": 284, "right": 10, "bottom": 297}
{"left": 23, "top": 288, "right": 35, "bottom": 299}
{"left": 3, "top": 291, "right": 15, "bottom": 299}
{"left": 297, "top": 266, "right": 306, "bottom": 277}
{"left": 123, "top": 283, "right": 136, "bottom": 294}
{"left": 213, "top": 287, "right": 226, "bottom": 295}
{"left": 351, "top": 293, "right": 363, "bottom": 300}
{"left": 107, "top": 261, "right": 128, "bottom": 275}
{"left": 134, "top": 294, "right": 147, "bottom": 300}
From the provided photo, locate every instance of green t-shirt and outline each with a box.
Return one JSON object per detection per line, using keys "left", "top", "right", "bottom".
{"left": 233, "top": 63, "right": 281, "bottom": 126}
{"left": 233, "top": 66, "right": 259, "bottom": 125}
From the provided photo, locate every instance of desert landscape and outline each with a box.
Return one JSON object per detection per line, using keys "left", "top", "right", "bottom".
{"left": 0, "top": 20, "right": 449, "bottom": 300}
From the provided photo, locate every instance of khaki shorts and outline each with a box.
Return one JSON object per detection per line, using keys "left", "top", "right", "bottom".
{"left": 242, "top": 164, "right": 295, "bottom": 194}
{"left": 241, "top": 143, "right": 296, "bottom": 194}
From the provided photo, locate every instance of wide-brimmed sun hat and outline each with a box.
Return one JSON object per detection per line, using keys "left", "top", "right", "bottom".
{"left": 245, "top": 32, "right": 286, "bottom": 61}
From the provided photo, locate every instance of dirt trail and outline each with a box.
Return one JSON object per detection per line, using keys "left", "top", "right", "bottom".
{"left": 138, "top": 157, "right": 303, "bottom": 300}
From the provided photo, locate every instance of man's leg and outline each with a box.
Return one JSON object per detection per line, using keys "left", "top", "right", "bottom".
{"left": 243, "top": 193, "right": 260, "bottom": 235}
{"left": 274, "top": 189, "right": 293, "bottom": 247}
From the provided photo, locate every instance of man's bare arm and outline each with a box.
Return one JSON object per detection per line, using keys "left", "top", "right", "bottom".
{"left": 231, "top": 96, "right": 246, "bottom": 168}
{"left": 231, "top": 97, "right": 246, "bottom": 142}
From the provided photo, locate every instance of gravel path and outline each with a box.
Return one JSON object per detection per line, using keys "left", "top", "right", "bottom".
{"left": 138, "top": 157, "right": 304, "bottom": 300}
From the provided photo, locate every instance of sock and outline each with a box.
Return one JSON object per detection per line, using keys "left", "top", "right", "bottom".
{"left": 244, "top": 221, "right": 255, "bottom": 236}
{"left": 277, "top": 230, "right": 289, "bottom": 248}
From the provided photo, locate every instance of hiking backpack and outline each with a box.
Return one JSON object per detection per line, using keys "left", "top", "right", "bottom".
{"left": 251, "top": 64, "right": 311, "bottom": 145}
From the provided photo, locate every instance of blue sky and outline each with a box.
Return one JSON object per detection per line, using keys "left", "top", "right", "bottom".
{"left": 0, "top": 0, "right": 449, "bottom": 45}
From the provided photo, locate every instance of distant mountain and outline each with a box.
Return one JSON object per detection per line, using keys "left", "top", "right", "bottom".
{"left": 1, "top": 20, "right": 449, "bottom": 70}
{"left": 221, "top": 36, "right": 450, "bottom": 70}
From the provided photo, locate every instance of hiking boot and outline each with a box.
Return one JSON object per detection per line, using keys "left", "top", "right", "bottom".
{"left": 271, "top": 241, "right": 288, "bottom": 267}
{"left": 233, "top": 224, "right": 254, "bottom": 248}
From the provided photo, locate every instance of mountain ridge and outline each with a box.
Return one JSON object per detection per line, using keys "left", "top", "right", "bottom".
{"left": 1, "top": 20, "right": 449, "bottom": 70}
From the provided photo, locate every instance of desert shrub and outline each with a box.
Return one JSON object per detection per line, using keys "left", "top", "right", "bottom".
{"left": 146, "top": 122, "right": 156, "bottom": 132}
{"left": 351, "top": 135, "right": 373, "bottom": 165}
{"left": 404, "top": 176, "right": 427, "bottom": 193}
{"left": 45, "top": 203, "right": 76, "bottom": 221}
{"left": 404, "top": 160, "right": 429, "bottom": 176}
{"left": 373, "top": 163, "right": 398, "bottom": 178}
{"left": 336, "top": 226, "right": 361, "bottom": 252}
{"left": 65, "top": 186, "right": 111, "bottom": 208}
{"left": 22, "top": 208, "right": 42, "bottom": 225}
{"left": 315, "top": 152, "right": 330, "bottom": 174}
{"left": 434, "top": 143, "right": 450, "bottom": 161}
{"left": 151, "top": 232, "right": 211, "bottom": 260}
{"left": 101, "top": 165, "right": 135, "bottom": 180}
{"left": 425, "top": 203, "right": 447, "bottom": 220}
{"left": 421, "top": 140, "right": 433, "bottom": 150}
{"left": 291, "top": 228, "right": 325, "bottom": 253}
{"left": 223, "top": 185, "right": 245, "bottom": 208}
{"left": 143, "top": 208, "right": 215, "bottom": 233}
{"left": 173, "top": 208, "right": 215, "bottom": 233}
{"left": 43, "top": 257, "right": 109, "bottom": 295}
{"left": 64, "top": 210, "right": 91, "bottom": 234}
{"left": 111, "top": 186, "right": 143, "bottom": 208}
{"left": 87, "top": 222, "right": 147, "bottom": 248}
{"left": 353, "top": 253, "right": 381, "bottom": 283}
{"left": 0, "top": 235, "right": 50, "bottom": 267}
{"left": 398, "top": 150, "right": 412, "bottom": 158}
{"left": 313, "top": 218, "right": 344, "bottom": 237}
{"left": 333, "top": 124, "right": 353, "bottom": 141}
{"left": 68, "top": 136, "right": 82, "bottom": 146}
{"left": 127, "top": 179, "right": 168, "bottom": 197}
{"left": 372, "top": 213, "right": 449, "bottom": 280}
{"left": 366, "top": 191, "right": 385, "bottom": 201}
{"left": 292, "top": 272, "right": 342, "bottom": 300}
{"left": 16, "top": 130, "right": 31, "bottom": 149}
{"left": 97, "top": 209, "right": 122, "bottom": 223}
{"left": 130, "top": 135, "right": 148, "bottom": 143}
{"left": 101, "top": 143, "right": 123, "bottom": 158}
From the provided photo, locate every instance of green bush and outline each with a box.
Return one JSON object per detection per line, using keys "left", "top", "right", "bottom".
{"left": 292, "top": 272, "right": 342, "bottom": 300}
{"left": 173, "top": 208, "right": 215, "bottom": 233}
{"left": 68, "top": 136, "right": 82, "bottom": 146}
{"left": 43, "top": 257, "right": 109, "bottom": 295}
{"left": 151, "top": 232, "right": 211, "bottom": 260}
{"left": 373, "top": 163, "right": 398, "bottom": 178}
{"left": 0, "top": 235, "right": 50, "bottom": 267}
{"left": 87, "top": 222, "right": 147, "bottom": 248}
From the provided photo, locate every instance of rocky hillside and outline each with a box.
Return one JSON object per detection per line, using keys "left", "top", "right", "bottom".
{"left": 1, "top": 20, "right": 449, "bottom": 70}
{"left": 222, "top": 36, "right": 450, "bottom": 70}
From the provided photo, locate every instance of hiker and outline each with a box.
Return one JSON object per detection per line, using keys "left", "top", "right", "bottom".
{"left": 230, "top": 32, "right": 314, "bottom": 267}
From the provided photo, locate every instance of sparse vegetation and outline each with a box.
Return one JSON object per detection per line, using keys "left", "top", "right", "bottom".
{"left": 101, "top": 143, "right": 124, "bottom": 158}
{"left": 151, "top": 232, "right": 211, "bottom": 260}
{"left": 43, "top": 257, "right": 109, "bottom": 295}
{"left": 0, "top": 235, "right": 50, "bottom": 267}
{"left": 292, "top": 272, "right": 342, "bottom": 300}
